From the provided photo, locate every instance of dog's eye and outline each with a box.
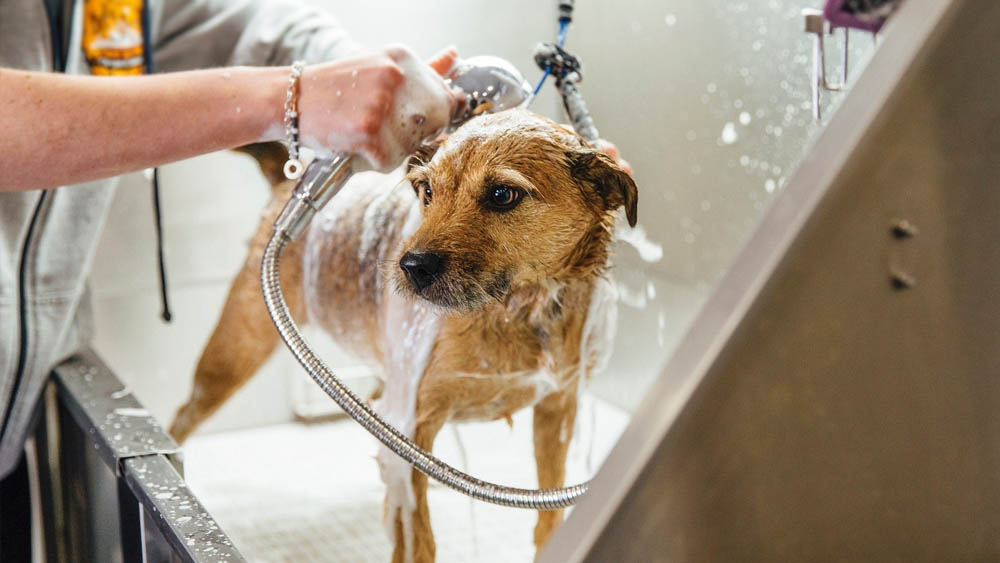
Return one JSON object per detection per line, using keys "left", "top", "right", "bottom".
{"left": 415, "top": 181, "right": 432, "bottom": 206}
{"left": 486, "top": 185, "right": 524, "bottom": 210}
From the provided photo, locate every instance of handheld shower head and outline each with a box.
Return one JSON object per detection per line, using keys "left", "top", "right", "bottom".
{"left": 273, "top": 56, "right": 532, "bottom": 241}
{"left": 446, "top": 55, "right": 533, "bottom": 128}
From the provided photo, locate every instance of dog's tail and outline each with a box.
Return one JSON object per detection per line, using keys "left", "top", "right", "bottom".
{"left": 233, "top": 142, "right": 292, "bottom": 191}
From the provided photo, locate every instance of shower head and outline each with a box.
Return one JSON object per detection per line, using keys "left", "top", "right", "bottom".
{"left": 446, "top": 55, "right": 533, "bottom": 129}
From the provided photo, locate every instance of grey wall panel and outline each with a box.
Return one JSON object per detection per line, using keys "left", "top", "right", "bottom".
{"left": 543, "top": 0, "right": 1000, "bottom": 560}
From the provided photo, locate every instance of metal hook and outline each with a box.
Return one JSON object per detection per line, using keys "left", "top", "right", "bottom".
{"left": 803, "top": 8, "right": 850, "bottom": 121}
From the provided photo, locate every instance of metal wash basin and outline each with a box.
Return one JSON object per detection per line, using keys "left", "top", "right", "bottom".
{"left": 543, "top": 0, "right": 1000, "bottom": 560}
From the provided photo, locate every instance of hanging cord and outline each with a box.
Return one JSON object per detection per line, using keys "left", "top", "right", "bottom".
{"left": 140, "top": 0, "right": 172, "bottom": 323}
{"left": 151, "top": 168, "right": 172, "bottom": 322}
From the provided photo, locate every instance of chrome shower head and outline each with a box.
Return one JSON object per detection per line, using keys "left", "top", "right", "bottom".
{"left": 446, "top": 56, "right": 533, "bottom": 130}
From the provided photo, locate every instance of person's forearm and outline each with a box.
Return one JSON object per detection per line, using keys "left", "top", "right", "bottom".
{"left": 0, "top": 67, "right": 285, "bottom": 191}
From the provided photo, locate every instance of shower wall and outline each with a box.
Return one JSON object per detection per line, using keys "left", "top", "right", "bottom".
{"left": 90, "top": 0, "right": 867, "bottom": 432}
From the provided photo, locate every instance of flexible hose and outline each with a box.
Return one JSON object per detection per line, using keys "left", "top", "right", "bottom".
{"left": 261, "top": 231, "right": 590, "bottom": 509}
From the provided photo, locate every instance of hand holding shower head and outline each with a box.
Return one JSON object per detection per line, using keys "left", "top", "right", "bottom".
{"left": 273, "top": 56, "right": 532, "bottom": 242}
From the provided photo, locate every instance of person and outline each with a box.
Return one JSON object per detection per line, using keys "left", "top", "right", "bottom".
{"left": 0, "top": 0, "right": 461, "bottom": 558}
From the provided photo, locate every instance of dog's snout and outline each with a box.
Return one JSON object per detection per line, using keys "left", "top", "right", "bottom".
{"left": 400, "top": 251, "right": 445, "bottom": 291}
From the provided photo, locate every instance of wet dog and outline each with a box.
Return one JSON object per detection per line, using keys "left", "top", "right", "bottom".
{"left": 169, "top": 109, "right": 637, "bottom": 562}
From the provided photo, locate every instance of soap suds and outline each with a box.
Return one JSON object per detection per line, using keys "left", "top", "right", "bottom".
{"left": 373, "top": 297, "right": 441, "bottom": 563}
{"left": 615, "top": 223, "right": 664, "bottom": 263}
{"left": 303, "top": 51, "right": 453, "bottom": 172}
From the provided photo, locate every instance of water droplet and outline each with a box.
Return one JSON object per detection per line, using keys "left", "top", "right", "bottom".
{"left": 739, "top": 111, "right": 752, "bottom": 125}
{"left": 664, "top": 14, "right": 677, "bottom": 26}
{"left": 765, "top": 179, "right": 776, "bottom": 193}
{"left": 720, "top": 122, "right": 738, "bottom": 144}
{"left": 336, "top": 90, "right": 341, "bottom": 97}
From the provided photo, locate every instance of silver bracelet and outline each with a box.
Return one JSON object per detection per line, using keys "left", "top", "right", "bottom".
{"left": 283, "top": 60, "right": 306, "bottom": 180}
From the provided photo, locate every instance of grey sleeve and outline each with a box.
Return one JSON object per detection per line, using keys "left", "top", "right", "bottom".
{"left": 151, "top": 0, "right": 366, "bottom": 72}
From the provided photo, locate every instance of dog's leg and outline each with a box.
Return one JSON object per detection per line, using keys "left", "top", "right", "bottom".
{"left": 169, "top": 212, "right": 304, "bottom": 443}
{"left": 532, "top": 387, "right": 579, "bottom": 550}
{"left": 387, "top": 413, "right": 446, "bottom": 563}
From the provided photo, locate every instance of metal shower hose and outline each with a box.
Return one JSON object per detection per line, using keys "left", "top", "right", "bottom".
{"left": 261, "top": 230, "right": 590, "bottom": 509}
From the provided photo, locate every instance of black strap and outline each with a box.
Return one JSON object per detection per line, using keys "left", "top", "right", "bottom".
{"left": 151, "top": 169, "right": 172, "bottom": 322}
{"left": 42, "top": 0, "right": 68, "bottom": 72}
{"left": 138, "top": 0, "right": 173, "bottom": 323}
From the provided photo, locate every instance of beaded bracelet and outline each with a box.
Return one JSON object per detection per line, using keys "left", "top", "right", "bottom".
{"left": 283, "top": 61, "right": 306, "bottom": 180}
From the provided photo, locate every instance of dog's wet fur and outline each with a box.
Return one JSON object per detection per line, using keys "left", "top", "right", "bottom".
{"left": 169, "top": 110, "right": 637, "bottom": 562}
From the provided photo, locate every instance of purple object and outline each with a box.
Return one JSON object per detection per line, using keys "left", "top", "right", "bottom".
{"left": 823, "top": 0, "right": 898, "bottom": 33}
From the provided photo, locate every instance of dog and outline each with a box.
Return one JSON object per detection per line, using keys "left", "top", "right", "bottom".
{"left": 169, "top": 109, "right": 638, "bottom": 562}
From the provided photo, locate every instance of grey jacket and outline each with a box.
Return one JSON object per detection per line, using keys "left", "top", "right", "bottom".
{"left": 0, "top": 0, "right": 361, "bottom": 479}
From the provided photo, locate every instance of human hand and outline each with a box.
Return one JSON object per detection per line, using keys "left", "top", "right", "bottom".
{"left": 295, "top": 45, "right": 463, "bottom": 172}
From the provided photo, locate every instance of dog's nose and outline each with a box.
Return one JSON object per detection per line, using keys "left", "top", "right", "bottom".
{"left": 400, "top": 251, "right": 445, "bottom": 291}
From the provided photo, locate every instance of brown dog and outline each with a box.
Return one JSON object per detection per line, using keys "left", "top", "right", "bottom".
{"left": 169, "top": 109, "right": 637, "bottom": 562}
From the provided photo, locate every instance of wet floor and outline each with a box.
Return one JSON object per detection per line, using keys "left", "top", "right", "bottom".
{"left": 183, "top": 393, "right": 628, "bottom": 563}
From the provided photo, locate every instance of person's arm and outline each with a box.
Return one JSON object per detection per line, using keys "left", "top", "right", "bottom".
{"left": 0, "top": 48, "right": 461, "bottom": 192}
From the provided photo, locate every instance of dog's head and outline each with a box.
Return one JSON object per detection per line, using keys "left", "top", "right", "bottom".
{"left": 396, "top": 109, "right": 637, "bottom": 311}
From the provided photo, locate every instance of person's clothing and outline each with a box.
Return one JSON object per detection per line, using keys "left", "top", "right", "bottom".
{"left": 0, "top": 449, "right": 32, "bottom": 563}
{"left": 0, "top": 0, "right": 362, "bottom": 479}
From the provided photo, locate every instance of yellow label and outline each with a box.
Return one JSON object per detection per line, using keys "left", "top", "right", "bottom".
{"left": 83, "top": 0, "right": 145, "bottom": 75}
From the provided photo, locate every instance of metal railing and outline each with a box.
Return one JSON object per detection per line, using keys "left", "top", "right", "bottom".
{"left": 30, "top": 349, "right": 246, "bottom": 562}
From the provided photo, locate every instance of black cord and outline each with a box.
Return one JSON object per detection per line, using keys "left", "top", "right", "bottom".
{"left": 151, "top": 169, "right": 172, "bottom": 322}
{"left": 141, "top": 0, "right": 171, "bottom": 322}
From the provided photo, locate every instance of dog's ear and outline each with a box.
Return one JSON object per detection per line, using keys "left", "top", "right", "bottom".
{"left": 568, "top": 149, "right": 639, "bottom": 227}
{"left": 406, "top": 142, "right": 440, "bottom": 174}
